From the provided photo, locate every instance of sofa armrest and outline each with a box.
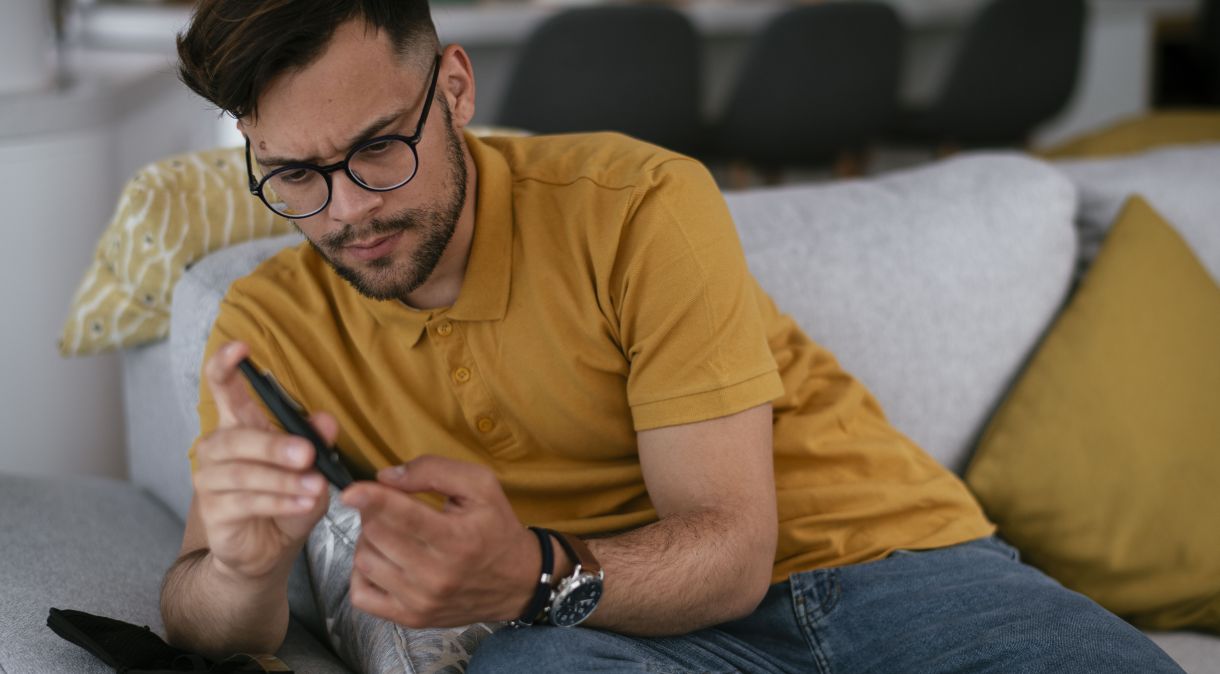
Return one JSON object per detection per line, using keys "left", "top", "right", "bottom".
{"left": 0, "top": 472, "right": 349, "bottom": 673}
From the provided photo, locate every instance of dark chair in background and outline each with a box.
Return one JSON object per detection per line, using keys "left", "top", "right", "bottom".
{"left": 496, "top": 6, "right": 704, "bottom": 155}
{"left": 713, "top": 2, "right": 903, "bottom": 180}
{"left": 1153, "top": 0, "right": 1220, "bottom": 107}
{"left": 895, "top": 0, "right": 1087, "bottom": 150}
{"left": 1201, "top": 0, "right": 1220, "bottom": 103}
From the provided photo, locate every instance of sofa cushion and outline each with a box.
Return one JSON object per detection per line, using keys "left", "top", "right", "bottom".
{"left": 0, "top": 472, "right": 350, "bottom": 673}
{"left": 121, "top": 340, "right": 196, "bottom": 522}
{"left": 1146, "top": 631, "right": 1220, "bottom": 674}
{"left": 170, "top": 232, "right": 305, "bottom": 428}
{"left": 965, "top": 197, "right": 1220, "bottom": 635}
{"left": 726, "top": 153, "right": 1077, "bottom": 472}
{"left": 1054, "top": 143, "right": 1220, "bottom": 282}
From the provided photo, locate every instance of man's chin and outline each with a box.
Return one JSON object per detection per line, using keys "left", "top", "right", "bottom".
{"left": 341, "top": 271, "right": 420, "bottom": 301}
{"left": 312, "top": 246, "right": 418, "bottom": 301}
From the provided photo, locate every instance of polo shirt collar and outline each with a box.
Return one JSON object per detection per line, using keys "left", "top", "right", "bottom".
{"left": 447, "top": 132, "right": 513, "bottom": 323}
{"left": 360, "top": 131, "right": 514, "bottom": 347}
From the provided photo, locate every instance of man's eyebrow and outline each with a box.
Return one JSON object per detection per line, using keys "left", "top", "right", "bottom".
{"left": 255, "top": 107, "right": 410, "bottom": 168}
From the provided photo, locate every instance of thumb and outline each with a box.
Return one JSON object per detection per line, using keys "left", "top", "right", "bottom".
{"left": 376, "top": 455, "right": 501, "bottom": 506}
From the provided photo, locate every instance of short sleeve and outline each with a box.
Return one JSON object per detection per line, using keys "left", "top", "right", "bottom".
{"left": 613, "top": 159, "right": 784, "bottom": 430}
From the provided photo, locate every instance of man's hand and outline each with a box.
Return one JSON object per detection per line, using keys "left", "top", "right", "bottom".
{"left": 191, "top": 341, "right": 333, "bottom": 581}
{"left": 340, "top": 456, "right": 540, "bottom": 627}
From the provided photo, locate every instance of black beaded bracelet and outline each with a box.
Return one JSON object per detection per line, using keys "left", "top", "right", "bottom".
{"left": 509, "top": 526, "right": 553, "bottom": 628}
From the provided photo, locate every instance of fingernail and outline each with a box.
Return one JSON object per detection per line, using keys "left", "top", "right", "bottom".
{"left": 283, "top": 442, "right": 308, "bottom": 464}
{"left": 378, "top": 465, "right": 407, "bottom": 481}
{"left": 302, "top": 475, "right": 325, "bottom": 492}
{"left": 343, "top": 490, "right": 368, "bottom": 508}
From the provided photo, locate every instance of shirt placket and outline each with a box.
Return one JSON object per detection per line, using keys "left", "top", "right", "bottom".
{"left": 427, "top": 318, "right": 522, "bottom": 460}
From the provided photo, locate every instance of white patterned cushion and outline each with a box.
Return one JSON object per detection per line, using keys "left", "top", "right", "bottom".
{"left": 308, "top": 488, "right": 501, "bottom": 674}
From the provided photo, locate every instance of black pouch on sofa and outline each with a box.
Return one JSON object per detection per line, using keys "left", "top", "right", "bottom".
{"left": 47, "top": 608, "right": 292, "bottom": 673}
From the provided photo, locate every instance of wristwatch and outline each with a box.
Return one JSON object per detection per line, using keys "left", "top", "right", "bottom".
{"left": 545, "top": 531, "right": 605, "bottom": 628}
{"left": 508, "top": 527, "right": 554, "bottom": 628}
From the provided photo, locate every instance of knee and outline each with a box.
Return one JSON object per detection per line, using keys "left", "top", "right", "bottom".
{"left": 467, "top": 627, "right": 586, "bottom": 674}
{"left": 468, "top": 626, "right": 660, "bottom": 674}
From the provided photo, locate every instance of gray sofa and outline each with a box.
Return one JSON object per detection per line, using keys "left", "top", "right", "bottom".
{"left": 4, "top": 145, "right": 1218, "bottom": 673}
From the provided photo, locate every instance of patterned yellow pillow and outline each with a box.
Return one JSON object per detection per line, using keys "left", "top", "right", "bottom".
{"left": 59, "top": 147, "right": 294, "bottom": 356}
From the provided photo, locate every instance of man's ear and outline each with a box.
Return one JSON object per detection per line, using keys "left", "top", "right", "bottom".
{"left": 439, "top": 44, "right": 477, "bottom": 128}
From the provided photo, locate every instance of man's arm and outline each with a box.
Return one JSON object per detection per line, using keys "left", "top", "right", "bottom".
{"left": 578, "top": 402, "right": 777, "bottom": 634}
{"left": 161, "top": 500, "right": 295, "bottom": 657}
{"left": 161, "top": 341, "right": 332, "bottom": 658}
{"left": 343, "top": 402, "right": 778, "bottom": 635}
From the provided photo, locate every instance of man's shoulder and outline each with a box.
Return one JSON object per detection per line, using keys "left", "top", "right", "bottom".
{"left": 480, "top": 132, "right": 699, "bottom": 191}
{"left": 224, "top": 240, "right": 329, "bottom": 305}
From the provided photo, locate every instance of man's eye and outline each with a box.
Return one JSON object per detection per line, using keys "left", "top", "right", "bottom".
{"left": 361, "top": 140, "right": 393, "bottom": 155}
{"left": 278, "top": 169, "right": 314, "bottom": 184}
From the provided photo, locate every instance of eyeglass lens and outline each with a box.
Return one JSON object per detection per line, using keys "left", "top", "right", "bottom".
{"left": 261, "top": 138, "right": 418, "bottom": 217}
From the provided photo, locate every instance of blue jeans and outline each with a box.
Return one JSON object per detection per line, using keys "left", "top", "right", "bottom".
{"left": 467, "top": 536, "right": 1184, "bottom": 673}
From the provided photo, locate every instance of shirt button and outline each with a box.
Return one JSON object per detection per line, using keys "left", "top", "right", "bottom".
{"left": 453, "top": 367, "right": 472, "bottom": 384}
{"left": 436, "top": 322, "right": 453, "bottom": 337}
{"left": 477, "top": 417, "right": 495, "bottom": 433}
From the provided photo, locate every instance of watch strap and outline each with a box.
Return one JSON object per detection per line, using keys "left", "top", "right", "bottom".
{"left": 509, "top": 526, "right": 553, "bottom": 627}
{"left": 550, "top": 531, "right": 602, "bottom": 575}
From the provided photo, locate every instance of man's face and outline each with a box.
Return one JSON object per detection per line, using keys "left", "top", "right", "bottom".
{"left": 241, "top": 21, "right": 468, "bottom": 301}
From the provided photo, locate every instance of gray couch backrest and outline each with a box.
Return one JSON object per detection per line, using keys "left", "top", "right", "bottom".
{"left": 731, "top": 153, "right": 1077, "bottom": 471}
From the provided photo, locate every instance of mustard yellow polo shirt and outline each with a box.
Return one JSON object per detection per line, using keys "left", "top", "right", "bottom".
{"left": 193, "top": 132, "right": 994, "bottom": 581}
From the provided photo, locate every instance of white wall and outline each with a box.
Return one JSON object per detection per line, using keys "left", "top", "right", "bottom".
{"left": 0, "top": 57, "right": 221, "bottom": 481}
{"left": 0, "top": 128, "right": 126, "bottom": 479}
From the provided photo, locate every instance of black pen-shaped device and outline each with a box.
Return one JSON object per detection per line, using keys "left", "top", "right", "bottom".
{"left": 237, "top": 358, "right": 355, "bottom": 489}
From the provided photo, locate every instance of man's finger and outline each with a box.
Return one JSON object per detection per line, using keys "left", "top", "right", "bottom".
{"left": 309, "top": 411, "right": 340, "bottom": 446}
{"left": 195, "top": 460, "right": 327, "bottom": 498}
{"left": 204, "top": 341, "right": 269, "bottom": 429}
{"left": 342, "top": 482, "right": 449, "bottom": 542}
{"left": 352, "top": 535, "right": 411, "bottom": 593}
{"left": 350, "top": 568, "right": 401, "bottom": 623}
{"left": 195, "top": 427, "right": 315, "bottom": 472}
{"left": 375, "top": 455, "right": 504, "bottom": 507}
{"left": 201, "top": 490, "right": 320, "bottom": 525}
{"left": 358, "top": 510, "right": 432, "bottom": 565}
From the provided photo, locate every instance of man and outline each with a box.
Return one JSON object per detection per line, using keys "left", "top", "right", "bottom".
{"left": 162, "top": 1, "right": 1184, "bottom": 671}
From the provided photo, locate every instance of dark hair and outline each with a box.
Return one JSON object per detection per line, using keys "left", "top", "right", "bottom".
{"left": 177, "top": 0, "right": 438, "bottom": 120}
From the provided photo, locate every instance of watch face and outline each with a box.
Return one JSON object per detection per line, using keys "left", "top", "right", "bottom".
{"left": 551, "top": 576, "right": 603, "bottom": 628}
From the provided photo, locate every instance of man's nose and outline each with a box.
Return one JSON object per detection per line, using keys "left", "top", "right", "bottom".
{"left": 326, "top": 170, "right": 382, "bottom": 224}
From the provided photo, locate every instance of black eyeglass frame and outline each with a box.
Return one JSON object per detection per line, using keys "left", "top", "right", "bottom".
{"left": 244, "top": 53, "right": 443, "bottom": 219}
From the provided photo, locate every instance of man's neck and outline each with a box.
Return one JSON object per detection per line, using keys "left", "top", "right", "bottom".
{"left": 402, "top": 149, "right": 479, "bottom": 311}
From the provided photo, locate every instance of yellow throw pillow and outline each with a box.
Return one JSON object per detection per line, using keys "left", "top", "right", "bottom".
{"left": 1038, "top": 111, "right": 1220, "bottom": 160}
{"left": 59, "top": 147, "right": 294, "bottom": 356}
{"left": 965, "top": 196, "right": 1220, "bottom": 634}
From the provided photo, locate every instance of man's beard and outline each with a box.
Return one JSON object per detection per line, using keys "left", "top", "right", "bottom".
{"left": 308, "top": 105, "right": 468, "bottom": 302}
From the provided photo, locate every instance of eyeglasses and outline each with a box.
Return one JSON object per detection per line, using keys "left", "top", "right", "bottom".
{"left": 244, "top": 54, "right": 442, "bottom": 219}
